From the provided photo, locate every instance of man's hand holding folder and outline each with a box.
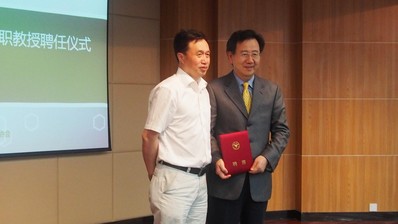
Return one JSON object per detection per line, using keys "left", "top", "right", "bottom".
{"left": 218, "top": 130, "right": 253, "bottom": 175}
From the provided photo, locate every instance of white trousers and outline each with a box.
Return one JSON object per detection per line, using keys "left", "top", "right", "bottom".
{"left": 149, "top": 163, "right": 208, "bottom": 224}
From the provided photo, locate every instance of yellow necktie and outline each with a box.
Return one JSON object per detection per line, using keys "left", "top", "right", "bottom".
{"left": 242, "top": 82, "right": 251, "bottom": 113}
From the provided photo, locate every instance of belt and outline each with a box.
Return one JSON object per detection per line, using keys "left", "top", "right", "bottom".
{"left": 158, "top": 160, "right": 208, "bottom": 176}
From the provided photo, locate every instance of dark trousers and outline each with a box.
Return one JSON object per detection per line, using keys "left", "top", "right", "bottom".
{"left": 207, "top": 175, "right": 268, "bottom": 224}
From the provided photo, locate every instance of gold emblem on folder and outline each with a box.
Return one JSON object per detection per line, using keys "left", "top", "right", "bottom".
{"left": 232, "top": 141, "right": 240, "bottom": 150}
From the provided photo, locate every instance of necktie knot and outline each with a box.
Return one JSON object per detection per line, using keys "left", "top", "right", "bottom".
{"left": 242, "top": 82, "right": 251, "bottom": 113}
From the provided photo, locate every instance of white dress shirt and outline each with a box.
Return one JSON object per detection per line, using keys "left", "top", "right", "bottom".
{"left": 144, "top": 68, "right": 211, "bottom": 168}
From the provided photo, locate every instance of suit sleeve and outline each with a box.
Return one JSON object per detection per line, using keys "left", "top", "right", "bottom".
{"left": 262, "top": 85, "right": 290, "bottom": 172}
{"left": 207, "top": 84, "right": 223, "bottom": 162}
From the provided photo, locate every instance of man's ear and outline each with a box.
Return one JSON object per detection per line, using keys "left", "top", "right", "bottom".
{"left": 177, "top": 52, "right": 185, "bottom": 63}
{"left": 227, "top": 51, "right": 233, "bottom": 65}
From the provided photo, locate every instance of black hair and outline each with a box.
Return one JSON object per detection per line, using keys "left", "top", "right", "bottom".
{"left": 173, "top": 29, "right": 208, "bottom": 61}
{"left": 226, "top": 29, "right": 265, "bottom": 53}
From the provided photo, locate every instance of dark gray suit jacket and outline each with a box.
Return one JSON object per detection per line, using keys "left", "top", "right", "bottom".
{"left": 206, "top": 72, "right": 290, "bottom": 202}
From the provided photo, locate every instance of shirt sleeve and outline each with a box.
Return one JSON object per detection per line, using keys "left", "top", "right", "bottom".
{"left": 144, "top": 86, "right": 176, "bottom": 133}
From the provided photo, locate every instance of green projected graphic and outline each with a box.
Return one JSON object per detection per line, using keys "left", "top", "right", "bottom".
{"left": 0, "top": 7, "right": 107, "bottom": 103}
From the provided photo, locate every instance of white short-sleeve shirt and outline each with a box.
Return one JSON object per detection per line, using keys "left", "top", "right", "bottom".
{"left": 144, "top": 68, "right": 211, "bottom": 168}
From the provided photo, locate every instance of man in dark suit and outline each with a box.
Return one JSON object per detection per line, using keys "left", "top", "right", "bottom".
{"left": 206, "top": 29, "right": 290, "bottom": 224}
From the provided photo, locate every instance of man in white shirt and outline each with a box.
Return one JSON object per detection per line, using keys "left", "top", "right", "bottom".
{"left": 142, "top": 29, "right": 211, "bottom": 224}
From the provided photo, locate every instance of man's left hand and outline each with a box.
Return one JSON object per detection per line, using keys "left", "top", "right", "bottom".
{"left": 249, "top": 155, "right": 268, "bottom": 174}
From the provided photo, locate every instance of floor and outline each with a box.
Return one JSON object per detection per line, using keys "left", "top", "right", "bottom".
{"left": 114, "top": 215, "right": 398, "bottom": 224}
{"left": 266, "top": 220, "right": 398, "bottom": 224}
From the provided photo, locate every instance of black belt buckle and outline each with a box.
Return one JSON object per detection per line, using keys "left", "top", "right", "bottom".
{"left": 197, "top": 165, "right": 208, "bottom": 176}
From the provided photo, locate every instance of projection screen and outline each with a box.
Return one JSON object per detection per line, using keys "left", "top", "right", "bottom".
{"left": 0, "top": 0, "right": 110, "bottom": 157}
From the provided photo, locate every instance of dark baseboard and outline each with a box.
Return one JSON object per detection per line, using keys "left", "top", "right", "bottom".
{"left": 264, "top": 210, "right": 398, "bottom": 222}
{"left": 264, "top": 210, "right": 301, "bottom": 220}
{"left": 107, "top": 211, "right": 398, "bottom": 223}
{"left": 299, "top": 212, "right": 398, "bottom": 221}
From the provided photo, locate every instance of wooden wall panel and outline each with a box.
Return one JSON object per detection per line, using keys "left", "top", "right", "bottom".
{"left": 303, "top": 0, "right": 398, "bottom": 42}
{"left": 260, "top": 43, "right": 286, "bottom": 88}
{"left": 175, "top": 0, "right": 217, "bottom": 39}
{"left": 268, "top": 155, "right": 286, "bottom": 210}
{"left": 302, "top": 100, "right": 398, "bottom": 155}
{"left": 268, "top": 154, "right": 299, "bottom": 211}
{"left": 217, "top": 0, "right": 293, "bottom": 41}
{"left": 159, "top": 40, "right": 176, "bottom": 81}
{"left": 285, "top": 99, "right": 300, "bottom": 155}
{"left": 302, "top": 156, "right": 398, "bottom": 212}
{"left": 284, "top": 155, "right": 299, "bottom": 210}
{"left": 160, "top": 0, "right": 179, "bottom": 39}
{"left": 160, "top": 0, "right": 217, "bottom": 39}
{"left": 302, "top": 0, "right": 398, "bottom": 213}
{"left": 216, "top": 40, "right": 230, "bottom": 76}
{"left": 303, "top": 43, "right": 397, "bottom": 98}
{"left": 284, "top": 43, "right": 302, "bottom": 98}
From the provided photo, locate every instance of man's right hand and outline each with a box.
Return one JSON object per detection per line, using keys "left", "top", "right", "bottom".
{"left": 215, "top": 159, "right": 232, "bottom": 179}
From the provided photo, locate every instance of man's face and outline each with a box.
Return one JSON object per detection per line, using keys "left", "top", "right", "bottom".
{"left": 228, "top": 38, "right": 261, "bottom": 81}
{"left": 178, "top": 39, "right": 210, "bottom": 81}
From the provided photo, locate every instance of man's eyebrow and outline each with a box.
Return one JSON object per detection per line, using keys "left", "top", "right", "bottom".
{"left": 197, "top": 50, "right": 210, "bottom": 53}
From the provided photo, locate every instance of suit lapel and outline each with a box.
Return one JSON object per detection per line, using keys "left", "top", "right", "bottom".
{"left": 223, "top": 73, "right": 249, "bottom": 118}
{"left": 251, "top": 76, "right": 265, "bottom": 115}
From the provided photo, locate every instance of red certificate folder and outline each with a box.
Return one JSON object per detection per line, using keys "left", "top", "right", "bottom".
{"left": 219, "top": 130, "right": 253, "bottom": 175}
